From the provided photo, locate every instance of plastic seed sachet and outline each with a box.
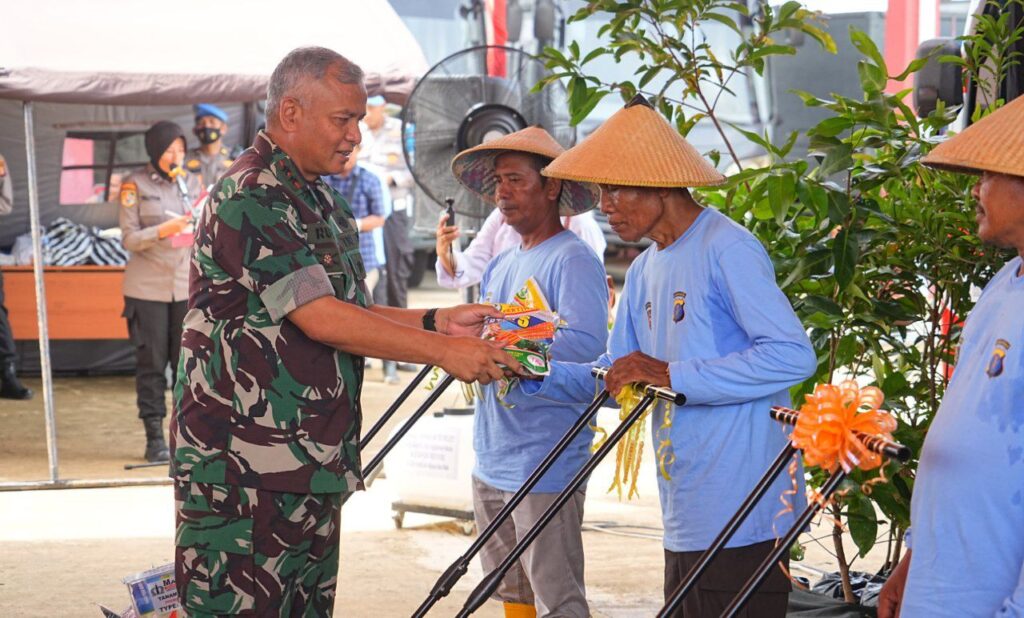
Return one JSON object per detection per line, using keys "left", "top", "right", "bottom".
{"left": 482, "top": 277, "right": 565, "bottom": 399}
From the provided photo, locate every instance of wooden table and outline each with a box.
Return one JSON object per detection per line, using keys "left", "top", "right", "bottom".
{"left": 2, "top": 266, "right": 128, "bottom": 340}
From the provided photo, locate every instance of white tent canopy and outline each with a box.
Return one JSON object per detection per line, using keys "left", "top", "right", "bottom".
{"left": 0, "top": 0, "right": 429, "bottom": 489}
{"left": 0, "top": 0, "right": 428, "bottom": 104}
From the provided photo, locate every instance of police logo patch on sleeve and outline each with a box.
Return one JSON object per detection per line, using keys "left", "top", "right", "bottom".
{"left": 673, "top": 291, "right": 687, "bottom": 323}
{"left": 120, "top": 181, "right": 138, "bottom": 208}
{"left": 0, "top": 155, "right": 7, "bottom": 177}
{"left": 986, "top": 338, "right": 1011, "bottom": 378}
{"left": 185, "top": 159, "right": 201, "bottom": 171}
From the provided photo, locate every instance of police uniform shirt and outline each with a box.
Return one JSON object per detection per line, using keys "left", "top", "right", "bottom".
{"left": 119, "top": 165, "right": 201, "bottom": 302}
{"left": 903, "top": 256, "right": 1024, "bottom": 615}
{"left": 358, "top": 117, "right": 413, "bottom": 204}
{"left": 185, "top": 146, "right": 233, "bottom": 189}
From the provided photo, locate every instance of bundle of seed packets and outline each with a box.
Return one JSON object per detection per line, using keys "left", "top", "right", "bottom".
{"left": 483, "top": 277, "right": 564, "bottom": 398}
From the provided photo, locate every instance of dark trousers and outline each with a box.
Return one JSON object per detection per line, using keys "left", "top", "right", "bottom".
{"left": 663, "top": 540, "right": 790, "bottom": 618}
{"left": 123, "top": 297, "right": 187, "bottom": 420}
{"left": 0, "top": 271, "right": 16, "bottom": 364}
{"left": 374, "top": 209, "right": 413, "bottom": 309}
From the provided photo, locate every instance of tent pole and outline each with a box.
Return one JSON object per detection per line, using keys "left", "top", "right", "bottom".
{"left": 22, "top": 101, "right": 59, "bottom": 483}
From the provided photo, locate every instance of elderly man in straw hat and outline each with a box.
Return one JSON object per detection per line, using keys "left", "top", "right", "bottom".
{"left": 877, "top": 96, "right": 1024, "bottom": 617}
{"left": 451, "top": 125, "right": 609, "bottom": 618}
{"left": 523, "top": 95, "right": 816, "bottom": 616}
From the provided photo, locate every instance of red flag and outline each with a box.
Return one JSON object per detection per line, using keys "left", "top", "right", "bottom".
{"left": 486, "top": 0, "right": 508, "bottom": 77}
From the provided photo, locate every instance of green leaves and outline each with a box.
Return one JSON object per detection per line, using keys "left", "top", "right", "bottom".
{"left": 845, "top": 491, "right": 880, "bottom": 558}
{"left": 817, "top": 143, "right": 854, "bottom": 178}
{"left": 850, "top": 27, "right": 887, "bottom": 76}
{"left": 566, "top": 76, "right": 610, "bottom": 126}
{"left": 832, "top": 227, "right": 859, "bottom": 290}
{"left": 539, "top": 0, "right": 838, "bottom": 168}
{"left": 767, "top": 171, "right": 796, "bottom": 226}
{"left": 858, "top": 59, "right": 888, "bottom": 93}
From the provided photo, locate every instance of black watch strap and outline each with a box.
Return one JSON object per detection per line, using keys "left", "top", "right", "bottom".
{"left": 422, "top": 308, "right": 439, "bottom": 332}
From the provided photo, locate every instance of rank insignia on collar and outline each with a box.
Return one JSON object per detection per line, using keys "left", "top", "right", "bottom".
{"left": 673, "top": 291, "right": 687, "bottom": 323}
{"left": 986, "top": 338, "right": 1011, "bottom": 378}
{"left": 120, "top": 182, "right": 138, "bottom": 208}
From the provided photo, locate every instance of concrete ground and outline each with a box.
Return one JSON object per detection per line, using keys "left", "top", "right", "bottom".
{"left": 0, "top": 279, "right": 890, "bottom": 616}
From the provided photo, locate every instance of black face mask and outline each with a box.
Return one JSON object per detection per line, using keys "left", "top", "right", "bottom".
{"left": 194, "top": 126, "right": 222, "bottom": 145}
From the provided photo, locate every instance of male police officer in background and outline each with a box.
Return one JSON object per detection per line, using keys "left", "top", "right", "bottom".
{"left": 120, "top": 121, "right": 200, "bottom": 462}
{"left": 184, "top": 103, "right": 233, "bottom": 188}
{"left": 0, "top": 152, "right": 33, "bottom": 400}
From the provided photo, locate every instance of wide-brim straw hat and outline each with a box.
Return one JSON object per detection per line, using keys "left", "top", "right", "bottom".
{"left": 451, "top": 126, "right": 600, "bottom": 216}
{"left": 923, "top": 94, "right": 1024, "bottom": 177}
{"left": 543, "top": 95, "right": 726, "bottom": 188}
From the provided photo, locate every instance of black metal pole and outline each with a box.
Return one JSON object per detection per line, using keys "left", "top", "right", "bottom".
{"left": 721, "top": 469, "right": 849, "bottom": 618}
{"left": 456, "top": 393, "right": 662, "bottom": 618}
{"left": 361, "top": 365, "right": 435, "bottom": 449}
{"left": 340, "top": 374, "right": 456, "bottom": 507}
{"left": 411, "top": 389, "right": 611, "bottom": 618}
{"left": 657, "top": 442, "right": 797, "bottom": 617}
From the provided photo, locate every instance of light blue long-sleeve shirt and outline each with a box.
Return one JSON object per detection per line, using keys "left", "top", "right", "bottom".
{"left": 473, "top": 230, "right": 609, "bottom": 494}
{"left": 903, "top": 257, "right": 1024, "bottom": 616}
{"left": 523, "top": 208, "right": 815, "bottom": 551}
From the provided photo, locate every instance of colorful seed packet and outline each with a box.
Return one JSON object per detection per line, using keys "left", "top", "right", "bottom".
{"left": 483, "top": 277, "right": 564, "bottom": 398}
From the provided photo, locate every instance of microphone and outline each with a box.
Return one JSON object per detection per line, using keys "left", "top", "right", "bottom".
{"left": 168, "top": 163, "right": 190, "bottom": 204}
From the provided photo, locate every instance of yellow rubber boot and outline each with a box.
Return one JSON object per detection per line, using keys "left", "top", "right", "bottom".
{"left": 503, "top": 601, "right": 537, "bottom": 618}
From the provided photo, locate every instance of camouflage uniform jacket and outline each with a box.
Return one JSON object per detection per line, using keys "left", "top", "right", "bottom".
{"left": 171, "top": 131, "right": 370, "bottom": 495}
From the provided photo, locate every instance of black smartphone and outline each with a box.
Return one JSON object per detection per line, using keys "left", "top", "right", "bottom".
{"left": 444, "top": 198, "right": 456, "bottom": 228}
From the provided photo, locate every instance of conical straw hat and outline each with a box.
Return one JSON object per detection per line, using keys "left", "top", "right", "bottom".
{"left": 543, "top": 95, "right": 726, "bottom": 188}
{"left": 923, "top": 94, "right": 1024, "bottom": 177}
{"left": 451, "top": 126, "right": 600, "bottom": 216}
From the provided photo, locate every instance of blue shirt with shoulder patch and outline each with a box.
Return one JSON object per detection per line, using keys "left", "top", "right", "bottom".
{"left": 474, "top": 230, "right": 609, "bottom": 494}
{"left": 523, "top": 208, "right": 815, "bottom": 551}
{"left": 903, "top": 256, "right": 1024, "bottom": 616}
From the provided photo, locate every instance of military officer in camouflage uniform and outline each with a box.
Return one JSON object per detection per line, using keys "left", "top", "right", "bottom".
{"left": 171, "top": 46, "right": 518, "bottom": 617}
{"left": 120, "top": 121, "right": 200, "bottom": 462}
{"left": 185, "top": 103, "right": 234, "bottom": 189}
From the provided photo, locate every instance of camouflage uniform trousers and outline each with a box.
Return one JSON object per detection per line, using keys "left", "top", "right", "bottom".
{"left": 174, "top": 480, "right": 343, "bottom": 617}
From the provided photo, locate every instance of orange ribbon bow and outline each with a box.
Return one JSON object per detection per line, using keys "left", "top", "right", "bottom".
{"left": 789, "top": 380, "right": 896, "bottom": 473}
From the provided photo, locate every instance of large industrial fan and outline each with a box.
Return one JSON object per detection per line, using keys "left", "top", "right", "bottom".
{"left": 402, "top": 45, "right": 575, "bottom": 233}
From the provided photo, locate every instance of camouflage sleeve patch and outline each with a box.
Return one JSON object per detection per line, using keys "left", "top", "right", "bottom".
{"left": 260, "top": 263, "right": 334, "bottom": 322}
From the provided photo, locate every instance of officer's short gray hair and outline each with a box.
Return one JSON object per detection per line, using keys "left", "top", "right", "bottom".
{"left": 266, "top": 47, "right": 364, "bottom": 121}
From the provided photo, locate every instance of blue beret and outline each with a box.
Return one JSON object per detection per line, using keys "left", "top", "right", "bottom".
{"left": 193, "top": 103, "right": 228, "bottom": 123}
{"left": 367, "top": 95, "right": 387, "bottom": 106}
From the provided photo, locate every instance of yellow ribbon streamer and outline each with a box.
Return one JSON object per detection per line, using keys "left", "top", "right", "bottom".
{"left": 423, "top": 366, "right": 443, "bottom": 392}
{"left": 593, "top": 382, "right": 675, "bottom": 501}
